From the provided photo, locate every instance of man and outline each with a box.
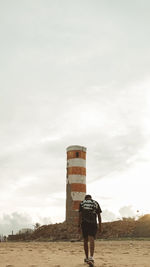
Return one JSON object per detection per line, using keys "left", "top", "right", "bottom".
{"left": 78, "top": 194, "right": 102, "bottom": 265}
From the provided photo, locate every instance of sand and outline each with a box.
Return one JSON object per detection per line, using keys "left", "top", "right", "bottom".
{"left": 0, "top": 240, "right": 150, "bottom": 267}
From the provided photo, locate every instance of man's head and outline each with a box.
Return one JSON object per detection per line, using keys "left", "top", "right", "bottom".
{"left": 85, "top": 194, "right": 92, "bottom": 200}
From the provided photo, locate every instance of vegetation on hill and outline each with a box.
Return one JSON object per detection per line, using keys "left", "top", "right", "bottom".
{"left": 8, "top": 214, "right": 150, "bottom": 241}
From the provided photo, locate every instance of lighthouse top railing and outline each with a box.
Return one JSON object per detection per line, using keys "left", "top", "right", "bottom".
{"left": 67, "top": 145, "right": 87, "bottom": 152}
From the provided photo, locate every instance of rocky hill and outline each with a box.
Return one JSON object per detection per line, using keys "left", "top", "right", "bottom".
{"left": 8, "top": 214, "right": 150, "bottom": 241}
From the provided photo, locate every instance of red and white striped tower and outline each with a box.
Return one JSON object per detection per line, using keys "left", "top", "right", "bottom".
{"left": 66, "top": 145, "right": 87, "bottom": 224}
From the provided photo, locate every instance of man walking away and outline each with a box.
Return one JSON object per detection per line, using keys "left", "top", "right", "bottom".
{"left": 78, "top": 194, "right": 102, "bottom": 265}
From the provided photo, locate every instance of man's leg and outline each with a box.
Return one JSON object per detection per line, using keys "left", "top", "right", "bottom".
{"left": 88, "top": 236, "right": 95, "bottom": 257}
{"left": 83, "top": 237, "right": 88, "bottom": 259}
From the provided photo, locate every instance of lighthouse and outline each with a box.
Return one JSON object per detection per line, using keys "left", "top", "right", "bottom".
{"left": 66, "top": 145, "right": 87, "bottom": 224}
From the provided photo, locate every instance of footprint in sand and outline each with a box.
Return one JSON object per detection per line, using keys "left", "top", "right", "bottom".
{"left": 6, "top": 265, "right": 14, "bottom": 267}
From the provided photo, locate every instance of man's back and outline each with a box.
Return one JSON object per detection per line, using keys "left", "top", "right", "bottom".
{"left": 79, "top": 199, "right": 101, "bottom": 224}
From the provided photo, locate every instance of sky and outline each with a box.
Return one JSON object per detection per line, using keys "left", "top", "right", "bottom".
{"left": 0, "top": 0, "right": 150, "bottom": 235}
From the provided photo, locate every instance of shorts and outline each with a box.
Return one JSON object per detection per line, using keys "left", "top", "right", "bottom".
{"left": 81, "top": 221, "right": 97, "bottom": 238}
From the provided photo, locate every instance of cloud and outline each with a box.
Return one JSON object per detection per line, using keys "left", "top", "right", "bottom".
{"left": 0, "top": 0, "right": 150, "bottom": 224}
{"left": 102, "top": 210, "right": 117, "bottom": 222}
{"left": 0, "top": 83, "right": 149, "bottom": 213}
{"left": 0, "top": 212, "right": 52, "bottom": 236}
{"left": 119, "top": 205, "right": 135, "bottom": 218}
{"left": 0, "top": 212, "right": 33, "bottom": 236}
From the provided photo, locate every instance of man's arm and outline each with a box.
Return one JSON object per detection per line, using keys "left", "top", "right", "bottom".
{"left": 97, "top": 212, "right": 102, "bottom": 233}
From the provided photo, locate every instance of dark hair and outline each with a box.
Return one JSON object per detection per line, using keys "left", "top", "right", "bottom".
{"left": 85, "top": 194, "right": 92, "bottom": 200}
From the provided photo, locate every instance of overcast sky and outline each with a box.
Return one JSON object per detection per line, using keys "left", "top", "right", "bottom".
{"left": 0, "top": 0, "right": 150, "bottom": 235}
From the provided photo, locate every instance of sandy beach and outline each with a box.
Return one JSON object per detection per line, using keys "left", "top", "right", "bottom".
{"left": 0, "top": 240, "right": 150, "bottom": 267}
